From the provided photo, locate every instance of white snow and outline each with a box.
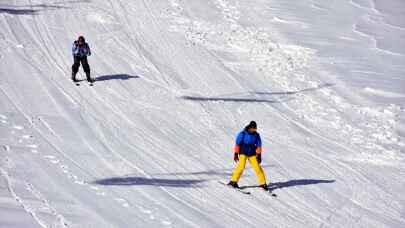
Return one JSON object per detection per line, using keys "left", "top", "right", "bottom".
{"left": 364, "top": 87, "right": 405, "bottom": 98}
{"left": 1, "top": 0, "right": 404, "bottom": 227}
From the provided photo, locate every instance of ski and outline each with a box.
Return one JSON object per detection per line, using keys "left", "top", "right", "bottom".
{"left": 88, "top": 78, "right": 95, "bottom": 86}
{"left": 72, "top": 80, "right": 94, "bottom": 86}
{"left": 72, "top": 78, "right": 84, "bottom": 86}
{"left": 239, "top": 185, "right": 278, "bottom": 197}
{"left": 268, "top": 189, "right": 277, "bottom": 197}
{"left": 218, "top": 181, "right": 251, "bottom": 195}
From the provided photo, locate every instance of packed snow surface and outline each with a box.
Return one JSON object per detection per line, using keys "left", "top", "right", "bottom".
{"left": 0, "top": 0, "right": 404, "bottom": 227}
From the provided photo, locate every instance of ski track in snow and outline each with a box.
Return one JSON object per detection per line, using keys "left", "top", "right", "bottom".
{"left": 363, "top": 87, "right": 405, "bottom": 98}
{"left": 0, "top": 0, "right": 404, "bottom": 227}
{"left": 0, "top": 168, "right": 49, "bottom": 228}
{"left": 0, "top": 112, "right": 166, "bottom": 227}
{"left": 353, "top": 23, "right": 404, "bottom": 56}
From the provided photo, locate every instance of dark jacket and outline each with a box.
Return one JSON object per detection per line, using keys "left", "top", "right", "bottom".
{"left": 72, "top": 41, "right": 91, "bottom": 58}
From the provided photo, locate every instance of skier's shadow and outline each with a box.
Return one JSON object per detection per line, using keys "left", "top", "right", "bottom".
{"left": 95, "top": 74, "right": 140, "bottom": 82}
{"left": 93, "top": 176, "right": 205, "bottom": 188}
{"left": 150, "top": 164, "right": 275, "bottom": 179}
{"left": 240, "top": 179, "right": 335, "bottom": 190}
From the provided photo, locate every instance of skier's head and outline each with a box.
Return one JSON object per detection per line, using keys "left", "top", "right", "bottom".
{"left": 245, "top": 121, "right": 257, "bottom": 133}
{"left": 78, "top": 36, "right": 85, "bottom": 45}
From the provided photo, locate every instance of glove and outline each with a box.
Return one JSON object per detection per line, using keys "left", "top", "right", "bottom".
{"left": 256, "top": 154, "right": 262, "bottom": 164}
{"left": 234, "top": 153, "right": 239, "bottom": 162}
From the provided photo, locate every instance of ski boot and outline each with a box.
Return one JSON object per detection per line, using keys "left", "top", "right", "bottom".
{"left": 259, "top": 183, "right": 269, "bottom": 191}
{"left": 227, "top": 181, "right": 239, "bottom": 189}
{"left": 86, "top": 72, "right": 95, "bottom": 83}
{"left": 71, "top": 72, "right": 79, "bottom": 82}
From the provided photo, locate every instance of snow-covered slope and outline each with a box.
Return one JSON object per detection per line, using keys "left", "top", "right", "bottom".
{"left": 0, "top": 0, "right": 404, "bottom": 227}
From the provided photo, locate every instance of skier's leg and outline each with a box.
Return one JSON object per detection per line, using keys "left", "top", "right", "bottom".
{"left": 81, "top": 57, "right": 92, "bottom": 82}
{"left": 71, "top": 57, "right": 80, "bottom": 81}
{"left": 248, "top": 156, "right": 266, "bottom": 186}
{"left": 230, "top": 155, "right": 247, "bottom": 183}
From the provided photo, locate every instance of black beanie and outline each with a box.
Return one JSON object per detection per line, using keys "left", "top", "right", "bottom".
{"left": 246, "top": 121, "right": 257, "bottom": 130}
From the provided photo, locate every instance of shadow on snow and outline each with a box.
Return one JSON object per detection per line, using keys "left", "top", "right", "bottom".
{"left": 0, "top": 1, "right": 90, "bottom": 15}
{"left": 93, "top": 165, "right": 276, "bottom": 188}
{"left": 93, "top": 177, "right": 205, "bottom": 188}
{"left": 0, "top": 8, "right": 38, "bottom": 15}
{"left": 150, "top": 164, "right": 275, "bottom": 178}
{"left": 96, "top": 74, "right": 140, "bottom": 82}
{"left": 181, "top": 96, "right": 281, "bottom": 103}
{"left": 240, "top": 179, "right": 335, "bottom": 190}
{"left": 180, "top": 83, "right": 334, "bottom": 103}
{"left": 253, "top": 83, "right": 334, "bottom": 96}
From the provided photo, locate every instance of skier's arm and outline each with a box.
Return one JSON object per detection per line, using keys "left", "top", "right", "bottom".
{"left": 72, "top": 42, "right": 79, "bottom": 56}
{"left": 256, "top": 134, "right": 262, "bottom": 154}
{"left": 234, "top": 132, "right": 243, "bottom": 154}
{"left": 86, "top": 44, "right": 91, "bottom": 56}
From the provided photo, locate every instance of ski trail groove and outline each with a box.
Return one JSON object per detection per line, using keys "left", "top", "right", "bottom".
{"left": 0, "top": 168, "right": 48, "bottom": 228}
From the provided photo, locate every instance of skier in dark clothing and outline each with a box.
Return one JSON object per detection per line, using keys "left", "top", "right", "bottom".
{"left": 71, "top": 36, "right": 93, "bottom": 82}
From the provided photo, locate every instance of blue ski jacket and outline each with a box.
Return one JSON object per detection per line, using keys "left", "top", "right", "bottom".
{"left": 234, "top": 130, "right": 262, "bottom": 157}
{"left": 72, "top": 41, "right": 91, "bottom": 58}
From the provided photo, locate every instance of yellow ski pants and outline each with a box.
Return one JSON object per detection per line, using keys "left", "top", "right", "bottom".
{"left": 231, "top": 154, "right": 266, "bottom": 185}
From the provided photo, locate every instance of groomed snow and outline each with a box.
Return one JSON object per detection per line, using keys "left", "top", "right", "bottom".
{"left": 0, "top": 0, "right": 404, "bottom": 227}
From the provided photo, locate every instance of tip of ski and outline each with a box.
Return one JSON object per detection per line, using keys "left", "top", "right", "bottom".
{"left": 218, "top": 181, "right": 251, "bottom": 194}
{"left": 72, "top": 80, "right": 95, "bottom": 86}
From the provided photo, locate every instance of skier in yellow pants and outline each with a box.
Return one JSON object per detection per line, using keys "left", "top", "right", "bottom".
{"left": 228, "top": 121, "right": 268, "bottom": 190}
